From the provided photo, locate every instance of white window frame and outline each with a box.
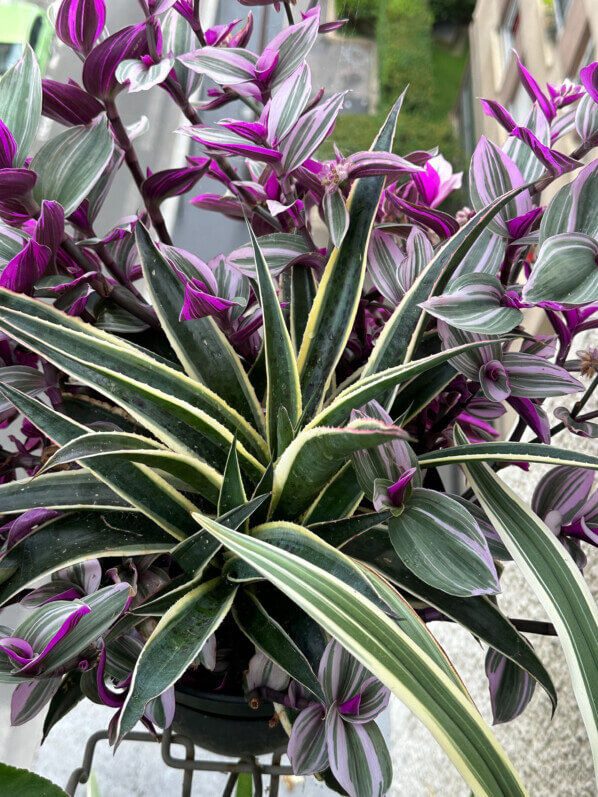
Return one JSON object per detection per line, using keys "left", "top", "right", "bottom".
{"left": 553, "top": 0, "right": 573, "bottom": 36}
{"left": 500, "top": 0, "right": 519, "bottom": 69}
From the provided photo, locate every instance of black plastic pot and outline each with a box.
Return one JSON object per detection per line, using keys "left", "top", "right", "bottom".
{"left": 173, "top": 684, "right": 288, "bottom": 758}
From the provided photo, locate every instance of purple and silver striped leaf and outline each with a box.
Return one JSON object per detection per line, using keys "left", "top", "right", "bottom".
{"left": 554, "top": 406, "right": 598, "bottom": 438}
{"left": 397, "top": 226, "right": 433, "bottom": 293}
{"left": 367, "top": 229, "right": 404, "bottom": 304}
{"left": 21, "top": 582, "right": 82, "bottom": 609}
{"left": 479, "top": 360, "right": 511, "bottom": 403}
{"left": 540, "top": 159, "right": 598, "bottom": 242}
{"left": 181, "top": 125, "right": 281, "bottom": 164}
{"left": 507, "top": 396, "right": 550, "bottom": 444}
{"left": 55, "top": 0, "right": 106, "bottom": 55}
{"left": 226, "top": 233, "right": 310, "bottom": 277}
{"left": 523, "top": 232, "right": 598, "bottom": 306}
{"left": 452, "top": 228, "right": 505, "bottom": 279}
{"left": 0, "top": 120, "right": 17, "bottom": 169}
{"left": 163, "top": 8, "right": 203, "bottom": 97}
{"left": 268, "top": 64, "right": 312, "bottom": 144}
{"left": 503, "top": 105, "right": 550, "bottom": 182}
{"left": 532, "top": 465, "right": 594, "bottom": 526}
{"left": 177, "top": 47, "right": 257, "bottom": 85}
{"left": 0, "top": 240, "right": 51, "bottom": 295}
{"left": 268, "top": 10, "right": 320, "bottom": 87}
{"left": 288, "top": 702, "right": 328, "bottom": 775}
{"left": 245, "top": 650, "right": 290, "bottom": 692}
{"left": 346, "top": 151, "right": 423, "bottom": 179}
{"left": 323, "top": 189, "right": 349, "bottom": 248}
{"left": 10, "top": 677, "right": 62, "bottom": 725}
{"left": 280, "top": 92, "right": 347, "bottom": 173}
{"left": 142, "top": 166, "right": 207, "bottom": 207}
{"left": 421, "top": 274, "right": 522, "bottom": 335}
{"left": 0, "top": 46, "right": 42, "bottom": 166}
{"left": 469, "top": 137, "right": 531, "bottom": 237}
{"left": 486, "top": 648, "right": 536, "bottom": 724}
{"left": 319, "top": 638, "right": 370, "bottom": 706}
{"left": 388, "top": 488, "right": 500, "bottom": 597}
{"left": 326, "top": 709, "right": 392, "bottom": 797}
{"left": 575, "top": 93, "right": 598, "bottom": 146}
{"left": 116, "top": 56, "right": 175, "bottom": 93}
{"left": 82, "top": 23, "right": 155, "bottom": 100}
{"left": 503, "top": 353, "right": 583, "bottom": 399}
{"left": 437, "top": 322, "right": 503, "bottom": 383}
{"left": 580, "top": 61, "right": 598, "bottom": 104}
{"left": 388, "top": 194, "right": 459, "bottom": 240}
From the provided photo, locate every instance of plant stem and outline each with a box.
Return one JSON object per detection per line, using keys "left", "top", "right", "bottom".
{"left": 104, "top": 98, "right": 173, "bottom": 245}
{"left": 283, "top": 1, "right": 295, "bottom": 25}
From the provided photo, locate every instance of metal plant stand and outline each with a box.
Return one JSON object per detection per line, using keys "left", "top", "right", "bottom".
{"left": 65, "top": 726, "right": 293, "bottom": 797}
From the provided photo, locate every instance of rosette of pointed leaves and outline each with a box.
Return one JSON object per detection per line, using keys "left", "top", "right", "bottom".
{"left": 288, "top": 639, "right": 391, "bottom": 797}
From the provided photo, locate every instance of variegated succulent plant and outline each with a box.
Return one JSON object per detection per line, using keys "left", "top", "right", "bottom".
{"left": 0, "top": 1, "right": 598, "bottom": 795}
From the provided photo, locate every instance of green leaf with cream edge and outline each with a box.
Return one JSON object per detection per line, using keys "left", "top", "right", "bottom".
{"left": 195, "top": 514, "right": 528, "bottom": 796}
{"left": 455, "top": 425, "right": 598, "bottom": 786}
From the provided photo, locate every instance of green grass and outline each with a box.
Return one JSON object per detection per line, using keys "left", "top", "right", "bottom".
{"left": 323, "top": 0, "right": 468, "bottom": 177}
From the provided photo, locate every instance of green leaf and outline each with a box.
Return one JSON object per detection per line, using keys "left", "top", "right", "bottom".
{"left": 344, "top": 527, "right": 557, "bottom": 715}
{"left": 42, "top": 671, "right": 84, "bottom": 743}
{"left": 308, "top": 342, "right": 492, "bottom": 429}
{"left": 301, "top": 462, "right": 362, "bottom": 525}
{"left": 0, "top": 384, "right": 199, "bottom": 540}
{"left": 0, "top": 290, "right": 267, "bottom": 477}
{"left": 0, "top": 763, "right": 66, "bottom": 796}
{"left": 297, "top": 94, "right": 405, "bottom": 419}
{"left": 308, "top": 510, "right": 391, "bottom": 547}
{"left": 0, "top": 512, "right": 173, "bottom": 606}
{"left": 235, "top": 773, "right": 253, "bottom": 797}
{"left": 0, "top": 46, "right": 41, "bottom": 165}
{"left": 31, "top": 118, "right": 115, "bottom": 216}
{"left": 455, "top": 424, "right": 598, "bottom": 783}
{"left": 218, "top": 440, "right": 247, "bottom": 516}
{"left": 388, "top": 489, "right": 500, "bottom": 598}
{"left": 137, "top": 223, "right": 265, "bottom": 433}
{"left": 418, "top": 441, "right": 598, "bottom": 471}
{"left": 362, "top": 183, "right": 532, "bottom": 379}
{"left": 117, "top": 578, "right": 236, "bottom": 741}
{"left": 290, "top": 263, "right": 317, "bottom": 353}
{"left": 232, "top": 589, "right": 324, "bottom": 700}
{"left": 272, "top": 418, "right": 409, "bottom": 519}
{"left": 523, "top": 232, "right": 598, "bottom": 305}
{"left": 197, "top": 518, "right": 528, "bottom": 796}
{"left": 0, "top": 471, "right": 131, "bottom": 515}
{"left": 249, "top": 226, "right": 301, "bottom": 451}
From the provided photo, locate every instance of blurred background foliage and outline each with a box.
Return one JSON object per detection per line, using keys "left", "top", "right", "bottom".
{"left": 325, "top": 0, "right": 474, "bottom": 186}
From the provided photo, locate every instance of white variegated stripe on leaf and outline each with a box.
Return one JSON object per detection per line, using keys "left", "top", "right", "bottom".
{"left": 418, "top": 441, "right": 598, "bottom": 471}
{"left": 0, "top": 384, "right": 202, "bottom": 540}
{"left": 326, "top": 709, "right": 392, "bottom": 797}
{"left": 455, "top": 425, "right": 598, "bottom": 785}
{"left": 323, "top": 189, "right": 349, "bottom": 248}
{"left": 249, "top": 226, "right": 301, "bottom": 452}
{"left": 268, "top": 63, "right": 312, "bottom": 144}
{"left": 177, "top": 46, "right": 257, "bottom": 84}
{"left": 10, "top": 678, "right": 62, "bottom": 726}
{"left": 503, "top": 105, "right": 550, "bottom": 183}
{"left": 0, "top": 471, "right": 132, "bottom": 514}
{"left": 30, "top": 117, "right": 114, "bottom": 217}
{"left": 164, "top": 8, "right": 203, "bottom": 97}
{"left": 502, "top": 352, "right": 583, "bottom": 398}
{"left": 197, "top": 518, "right": 528, "bottom": 796}
{"left": 576, "top": 93, "right": 598, "bottom": 146}
{"left": 116, "top": 56, "right": 175, "bottom": 93}
{"left": 226, "top": 233, "right": 310, "bottom": 277}
{"left": 485, "top": 648, "right": 536, "bottom": 725}
{"left": 367, "top": 229, "right": 404, "bottom": 304}
{"left": 469, "top": 137, "right": 531, "bottom": 237}
{"left": 388, "top": 489, "right": 500, "bottom": 598}
{"left": 421, "top": 274, "right": 523, "bottom": 334}
{"left": 523, "top": 232, "right": 598, "bottom": 305}
{"left": 452, "top": 227, "right": 505, "bottom": 279}
{"left": 539, "top": 159, "right": 598, "bottom": 243}
{"left": 271, "top": 418, "right": 410, "bottom": 518}
{"left": 0, "top": 45, "right": 41, "bottom": 166}
{"left": 280, "top": 92, "right": 347, "bottom": 173}
{"left": 269, "top": 11, "right": 320, "bottom": 87}
{"left": 436, "top": 322, "right": 503, "bottom": 382}
{"left": 554, "top": 406, "right": 598, "bottom": 438}
{"left": 307, "top": 341, "right": 493, "bottom": 430}
{"left": 117, "top": 578, "right": 236, "bottom": 742}
{"left": 532, "top": 465, "right": 595, "bottom": 525}
{"left": 397, "top": 226, "right": 433, "bottom": 293}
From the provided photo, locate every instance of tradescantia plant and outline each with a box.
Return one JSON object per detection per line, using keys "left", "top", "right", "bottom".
{"left": 0, "top": 0, "right": 598, "bottom": 794}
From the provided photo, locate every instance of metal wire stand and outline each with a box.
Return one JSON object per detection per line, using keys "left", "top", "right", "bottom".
{"left": 65, "top": 726, "right": 293, "bottom": 797}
